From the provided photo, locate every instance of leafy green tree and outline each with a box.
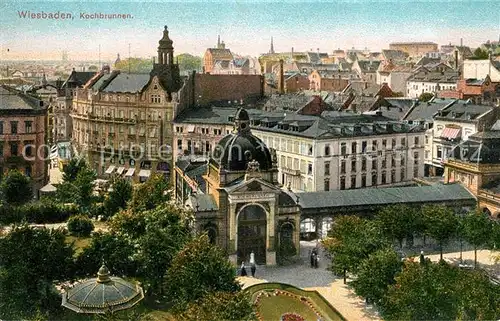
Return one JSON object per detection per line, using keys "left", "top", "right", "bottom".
{"left": 67, "top": 215, "right": 94, "bottom": 237}
{"left": 422, "top": 205, "right": 458, "bottom": 261}
{"left": 62, "top": 158, "right": 88, "bottom": 182}
{"left": 1, "top": 170, "right": 33, "bottom": 205}
{"left": 103, "top": 177, "right": 133, "bottom": 217}
{"left": 324, "top": 216, "right": 390, "bottom": 283}
{"left": 350, "top": 248, "right": 402, "bottom": 305}
{"left": 114, "top": 58, "right": 152, "bottom": 73}
{"left": 57, "top": 165, "right": 96, "bottom": 211}
{"left": 74, "top": 232, "right": 138, "bottom": 278}
{"left": 179, "top": 291, "right": 257, "bottom": 321}
{"left": 176, "top": 53, "right": 202, "bottom": 74}
{"left": 129, "top": 173, "right": 170, "bottom": 212}
{"left": 456, "top": 268, "right": 500, "bottom": 320}
{"left": 164, "top": 234, "right": 240, "bottom": 311}
{"left": 376, "top": 204, "right": 420, "bottom": 248}
{"left": 472, "top": 47, "right": 490, "bottom": 59}
{"left": 418, "top": 92, "right": 434, "bottom": 102}
{"left": 461, "top": 210, "right": 493, "bottom": 267}
{"left": 0, "top": 224, "right": 74, "bottom": 319}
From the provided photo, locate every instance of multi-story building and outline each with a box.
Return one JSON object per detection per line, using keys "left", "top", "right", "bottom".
{"left": 0, "top": 85, "right": 48, "bottom": 194}
{"left": 71, "top": 26, "right": 183, "bottom": 181}
{"left": 406, "top": 70, "right": 460, "bottom": 98}
{"left": 389, "top": 42, "right": 439, "bottom": 58}
{"left": 308, "top": 70, "right": 352, "bottom": 92}
{"left": 376, "top": 62, "right": 413, "bottom": 94}
{"left": 463, "top": 59, "right": 500, "bottom": 82}
{"left": 428, "top": 101, "right": 496, "bottom": 176}
{"left": 174, "top": 106, "right": 426, "bottom": 192}
{"left": 438, "top": 75, "right": 500, "bottom": 105}
{"left": 54, "top": 69, "right": 96, "bottom": 143}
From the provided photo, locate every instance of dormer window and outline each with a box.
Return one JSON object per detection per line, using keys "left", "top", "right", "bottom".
{"left": 153, "top": 84, "right": 158, "bottom": 90}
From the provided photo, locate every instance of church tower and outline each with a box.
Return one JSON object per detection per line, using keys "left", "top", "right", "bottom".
{"left": 269, "top": 37, "right": 275, "bottom": 54}
{"left": 150, "top": 26, "right": 182, "bottom": 100}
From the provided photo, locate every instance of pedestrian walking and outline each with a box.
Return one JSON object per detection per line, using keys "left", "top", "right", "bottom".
{"left": 249, "top": 251, "right": 256, "bottom": 277}
{"left": 240, "top": 261, "right": 247, "bottom": 276}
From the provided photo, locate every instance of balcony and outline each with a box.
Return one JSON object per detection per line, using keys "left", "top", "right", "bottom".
{"left": 282, "top": 167, "right": 301, "bottom": 176}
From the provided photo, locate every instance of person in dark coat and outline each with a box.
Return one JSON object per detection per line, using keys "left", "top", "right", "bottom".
{"left": 251, "top": 263, "right": 256, "bottom": 277}
{"left": 240, "top": 262, "right": 247, "bottom": 276}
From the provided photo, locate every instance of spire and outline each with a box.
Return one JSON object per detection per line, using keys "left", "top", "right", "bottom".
{"left": 217, "top": 35, "right": 221, "bottom": 48}
{"left": 158, "top": 25, "right": 174, "bottom": 65}
{"left": 270, "top": 37, "right": 275, "bottom": 54}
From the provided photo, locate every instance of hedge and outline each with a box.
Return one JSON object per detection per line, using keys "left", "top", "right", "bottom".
{"left": 67, "top": 215, "right": 94, "bottom": 237}
{"left": 0, "top": 202, "right": 79, "bottom": 225}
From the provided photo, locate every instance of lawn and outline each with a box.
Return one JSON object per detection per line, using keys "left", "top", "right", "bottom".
{"left": 65, "top": 235, "right": 91, "bottom": 255}
{"left": 255, "top": 292, "right": 320, "bottom": 320}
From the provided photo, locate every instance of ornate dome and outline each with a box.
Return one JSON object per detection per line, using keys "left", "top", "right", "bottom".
{"left": 212, "top": 108, "right": 273, "bottom": 171}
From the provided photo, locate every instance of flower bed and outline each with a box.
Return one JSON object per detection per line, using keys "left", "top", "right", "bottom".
{"left": 281, "top": 312, "right": 305, "bottom": 321}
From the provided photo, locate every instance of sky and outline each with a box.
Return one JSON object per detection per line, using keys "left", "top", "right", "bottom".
{"left": 0, "top": 0, "right": 499, "bottom": 61}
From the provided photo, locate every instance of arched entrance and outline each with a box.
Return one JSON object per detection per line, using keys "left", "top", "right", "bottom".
{"left": 237, "top": 204, "right": 267, "bottom": 265}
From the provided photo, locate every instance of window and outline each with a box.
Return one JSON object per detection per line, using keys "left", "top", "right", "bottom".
{"left": 414, "top": 152, "right": 419, "bottom": 165}
{"left": 351, "top": 176, "right": 356, "bottom": 189}
{"left": 361, "top": 174, "right": 366, "bottom": 187}
{"left": 372, "top": 140, "right": 378, "bottom": 151}
{"left": 140, "top": 111, "right": 146, "bottom": 120}
{"left": 25, "top": 166, "right": 31, "bottom": 177}
{"left": 425, "top": 150, "right": 430, "bottom": 159}
{"left": 308, "top": 144, "right": 313, "bottom": 156}
{"left": 392, "top": 138, "right": 396, "bottom": 149}
{"left": 10, "top": 142, "right": 18, "bottom": 156}
{"left": 371, "top": 173, "right": 377, "bottom": 186}
{"left": 340, "top": 143, "right": 346, "bottom": 155}
{"left": 307, "top": 163, "right": 313, "bottom": 175}
{"left": 119, "top": 125, "right": 124, "bottom": 133}
{"left": 362, "top": 141, "right": 367, "bottom": 152}
{"left": 324, "top": 145, "right": 331, "bottom": 156}
{"left": 351, "top": 158, "right": 357, "bottom": 172}
{"left": 382, "top": 139, "right": 387, "bottom": 149}
{"left": 187, "top": 140, "right": 192, "bottom": 152}
{"left": 413, "top": 167, "right": 419, "bottom": 178}
{"left": 391, "top": 170, "right": 396, "bottom": 183}
{"left": 24, "top": 121, "right": 32, "bottom": 134}
{"left": 177, "top": 139, "right": 183, "bottom": 150}
{"left": 129, "top": 127, "right": 136, "bottom": 135}
{"left": 324, "top": 179, "right": 330, "bottom": 191}
{"left": 437, "top": 146, "right": 442, "bottom": 158}
{"left": 401, "top": 138, "right": 406, "bottom": 147}
{"left": 0, "top": 143, "right": 3, "bottom": 157}
{"left": 10, "top": 121, "right": 18, "bottom": 134}
{"left": 361, "top": 157, "right": 366, "bottom": 171}
{"left": 372, "top": 159, "right": 377, "bottom": 170}
{"left": 324, "top": 161, "right": 330, "bottom": 176}
{"left": 24, "top": 141, "right": 33, "bottom": 157}
{"left": 401, "top": 156, "right": 405, "bottom": 166}
{"left": 351, "top": 142, "right": 357, "bottom": 154}
{"left": 0, "top": 122, "right": 3, "bottom": 134}
{"left": 381, "top": 171, "right": 386, "bottom": 184}
{"left": 150, "top": 94, "right": 161, "bottom": 103}
{"left": 340, "top": 160, "right": 346, "bottom": 174}
{"left": 205, "top": 141, "right": 210, "bottom": 152}
{"left": 414, "top": 136, "right": 419, "bottom": 146}
{"left": 382, "top": 158, "right": 386, "bottom": 169}
{"left": 401, "top": 169, "right": 405, "bottom": 180}
{"left": 425, "top": 135, "right": 429, "bottom": 144}
{"left": 340, "top": 177, "right": 346, "bottom": 190}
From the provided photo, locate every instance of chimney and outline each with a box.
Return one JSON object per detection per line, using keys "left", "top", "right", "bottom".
{"left": 279, "top": 59, "right": 285, "bottom": 94}
{"left": 291, "top": 47, "right": 294, "bottom": 61}
{"left": 454, "top": 49, "right": 458, "bottom": 70}
{"left": 460, "top": 38, "right": 463, "bottom": 47}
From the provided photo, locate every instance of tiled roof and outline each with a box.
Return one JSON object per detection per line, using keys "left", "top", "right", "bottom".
{"left": 435, "top": 102, "right": 493, "bottom": 121}
{"left": 63, "top": 71, "right": 96, "bottom": 88}
{"left": 0, "top": 85, "right": 44, "bottom": 110}
{"left": 407, "top": 71, "right": 460, "bottom": 83}
{"left": 298, "top": 183, "right": 475, "bottom": 210}
{"left": 403, "top": 99, "right": 454, "bottom": 121}
{"left": 207, "top": 48, "right": 233, "bottom": 60}
{"left": 382, "top": 49, "right": 408, "bottom": 62}
{"left": 190, "top": 194, "right": 218, "bottom": 211}
{"left": 101, "top": 73, "right": 150, "bottom": 93}
{"left": 356, "top": 60, "right": 381, "bottom": 72}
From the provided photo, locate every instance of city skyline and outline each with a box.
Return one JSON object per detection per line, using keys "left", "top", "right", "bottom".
{"left": 1, "top": 1, "right": 499, "bottom": 61}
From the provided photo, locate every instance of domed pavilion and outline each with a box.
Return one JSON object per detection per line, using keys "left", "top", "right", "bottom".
{"left": 189, "top": 108, "right": 301, "bottom": 266}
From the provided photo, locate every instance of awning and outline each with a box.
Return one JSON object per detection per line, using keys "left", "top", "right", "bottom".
{"left": 187, "top": 125, "right": 195, "bottom": 133}
{"left": 125, "top": 168, "right": 135, "bottom": 177}
{"left": 105, "top": 165, "right": 116, "bottom": 174}
{"left": 40, "top": 183, "right": 57, "bottom": 193}
{"left": 116, "top": 167, "right": 125, "bottom": 175}
{"left": 138, "top": 169, "right": 151, "bottom": 177}
{"left": 441, "top": 127, "right": 461, "bottom": 140}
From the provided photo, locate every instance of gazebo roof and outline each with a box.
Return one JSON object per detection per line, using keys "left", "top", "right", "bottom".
{"left": 40, "top": 183, "right": 57, "bottom": 192}
{"left": 62, "top": 265, "right": 144, "bottom": 314}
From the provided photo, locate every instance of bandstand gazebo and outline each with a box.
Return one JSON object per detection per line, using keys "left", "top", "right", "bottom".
{"left": 61, "top": 265, "right": 144, "bottom": 314}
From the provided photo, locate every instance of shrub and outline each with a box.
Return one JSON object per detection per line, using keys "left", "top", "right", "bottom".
{"left": 67, "top": 215, "right": 94, "bottom": 237}
{"left": 0, "top": 202, "right": 80, "bottom": 225}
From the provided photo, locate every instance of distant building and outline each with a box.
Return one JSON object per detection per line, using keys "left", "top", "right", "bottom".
{"left": 389, "top": 42, "right": 438, "bottom": 58}
{"left": 406, "top": 70, "right": 460, "bottom": 98}
{"left": 203, "top": 36, "right": 260, "bottom": 75}
{"left": 463, "top": 59, "right": 500, "bottom": 82}
{"left": 0, "top": 85, "right": 48, "bottom": 195}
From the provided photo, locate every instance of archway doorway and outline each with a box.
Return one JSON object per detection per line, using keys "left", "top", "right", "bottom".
{"left": 237, "top": 205, "right": 267, "bottom": 265}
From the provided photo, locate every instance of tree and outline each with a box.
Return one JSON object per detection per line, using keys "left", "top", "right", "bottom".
{"left": 179, "top": 291, "right": 256, "bottom": 321}
{"left": 350, "top": 248, "right": 402, "bottom": 305}
{"left": 376, "top": 204, "right": 420, "bottom": 248}
{"left": 103, "top": 177, "right": 133, "bottom": 217}
{"left": 114, "top": 58, "right": 152, "bottom": 73}
{"left": 324, "top": 216, "right": 390, "bottom": 283}
{"left": 129, "top": 173, "right": 170, "bottom": 212}
{"left": 67, "top": 215, "right": 94, "bottom": 237}
{"left": 1, "top": 170, "right": 33, "bottom": 205}
{"left": 422, "top": 205, "right": 458, "bottom": 261}
{"left": 392, "top": 92, "right": 404, "bottom": 97}
{"left": 62, "top": 158, "right": 88, "bottom": 182}
{"left": 418, "top": 92, "right": 434, "bottom": 102}
{"left": 461, "top": 210, "right": 493, "bottom": 267}
{"left": 57, "top": 164, "right": 96, "bottom": 211}
{"left": 472, "top": 47, "right": 489, "bottom": 60}
{"left": 0, "top": 224, "right": 74, "bottom": 319}
{"left": 164, "top": 234, "right": 240, "bottom": 311}
{"left": 74, "top": 232, "right": 138, "bottom": 278}
{"left": 456, "top": 268, "right": 500, "bottom": 320}
{"left": 176, "top": 53, "right": 202, "bottom": 74}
